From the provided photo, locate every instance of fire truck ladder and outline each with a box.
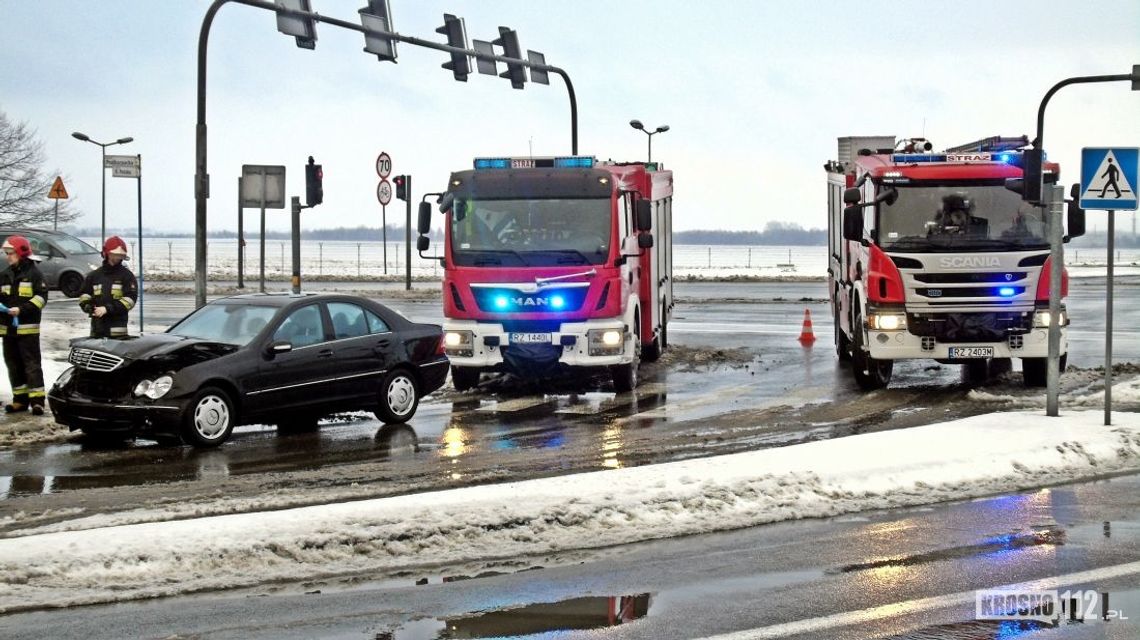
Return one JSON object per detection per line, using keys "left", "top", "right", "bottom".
{"left": 944, "top": 135, "right": 1030, "bottom": 153}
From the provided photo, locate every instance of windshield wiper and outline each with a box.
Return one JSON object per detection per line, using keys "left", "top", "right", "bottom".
{"left": 466, "top": 249, "right": 529, "bottom": 266}
{"left": 540, "top": 249, "right": 593, "bottom": 265}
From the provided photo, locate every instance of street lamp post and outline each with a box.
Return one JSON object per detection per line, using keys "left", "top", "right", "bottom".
{"left": 629, "top": 119, "right": 670, "bottom": 164}
{"left": 71, "top": 132, "right": 134, "bottom": 245}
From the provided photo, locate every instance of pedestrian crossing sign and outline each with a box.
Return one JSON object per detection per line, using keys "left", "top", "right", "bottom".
{"left": 1080, "top": 147, "right": 1138, "bottom": 211}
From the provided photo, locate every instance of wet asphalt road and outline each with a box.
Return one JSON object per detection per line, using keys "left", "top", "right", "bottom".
{"left": 4, "top": 473, "right": 1138, "bottom": 639}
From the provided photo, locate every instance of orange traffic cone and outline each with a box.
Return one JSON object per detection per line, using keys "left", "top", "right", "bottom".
{"left": 798, "top": 309, "right": 816, "bottom": 346}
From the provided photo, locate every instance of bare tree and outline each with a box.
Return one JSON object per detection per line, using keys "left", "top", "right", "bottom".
{"left": 0, "top": 110, "right": 78, "bottom": 227}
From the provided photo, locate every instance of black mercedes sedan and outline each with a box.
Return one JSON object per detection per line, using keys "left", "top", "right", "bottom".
{"left": 49, "top": 293, "right": 449, "bottom": 447}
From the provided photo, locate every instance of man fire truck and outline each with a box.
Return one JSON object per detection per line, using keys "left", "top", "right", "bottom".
{"left": 825, "top": 136, "right": 1085, "bottom": 390}
{"left": 416, "top": 155, "right": 673, "bottom": 392}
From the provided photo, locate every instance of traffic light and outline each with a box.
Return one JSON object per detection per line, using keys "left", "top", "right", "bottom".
{"left": 394, "top": 174, "right": 408, "bottom": 201}
{"left": 305, "top": 156, "right": 323, "bottom": 207}
{"left": 275, "top": 0, "right": 317, "bottom": 50}
{"left": 359, "top": 0, "right": 397, "bottom": 63}
{"left": 1021, "top": 147, "right": 1044, "bottom": 204}
{"left": 492, "top": 27, "right": 526, "bottom": 90}
{"left": 437, "top": 13, "right": 470, "bottom": 82}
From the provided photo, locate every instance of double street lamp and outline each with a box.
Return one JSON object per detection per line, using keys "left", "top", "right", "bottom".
{"left": 629, "top": 119, "right": 669, "bottom": 163}
{"left": 71, "top": 132, "right": 134, "bottom": 245}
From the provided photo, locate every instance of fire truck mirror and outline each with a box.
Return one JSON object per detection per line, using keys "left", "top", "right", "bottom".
{"left": 635, "top": 200, "right": 653, "bottom": 231}
{"left": 417, "top": 202, "right": 433, "bottom": 234}
{"left": 842, "top": 206, "right": 864, "bottom": 242}
{"left": 439, "top": 192, "right": 455, "bottom": 213}
{"left": 638, "top": 233, "right": 654, "bottom": 249}
{"left": 1004, "top": 178, "right": 1025, "bottom": 195}
{"left": 1066, "top": 184, "right": 1085, "bottom": 240}
{"left": 417, "top": 236, "right": 431, "bottom": 252}
{"left": 843, "top": 188, "right": 862, "bottom": 205}
{"left": 877, "top": 186, "right": 898, "bottom": 206}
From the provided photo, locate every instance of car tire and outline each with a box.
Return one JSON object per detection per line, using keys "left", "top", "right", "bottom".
{"left": 59, "top": 271, "right": 84, "bottom": 298}
{"left": 181, "top": 386, "right": 236, "bottom": 448}
{"left": 451, "top": 365, "right": 480, "bottom": 392}
{"left": 376, "top": 369, "right": 419, "bottom": 424}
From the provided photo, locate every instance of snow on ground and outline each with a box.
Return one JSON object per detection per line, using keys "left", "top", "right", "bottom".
{"left": 0, "top": 410, "right": 1137, "bottom": 613}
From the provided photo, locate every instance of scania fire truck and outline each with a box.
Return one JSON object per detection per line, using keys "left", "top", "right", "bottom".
{"left": 826, "top": 135, "right": 1085, "bottom": 390}
{"left": 417, "top": 155, "right": 673, "bottom": 392}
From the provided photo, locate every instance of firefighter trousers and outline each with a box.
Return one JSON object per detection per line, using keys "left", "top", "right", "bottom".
{"left": 3, "top": 333, "right": 44, "bottom": 407}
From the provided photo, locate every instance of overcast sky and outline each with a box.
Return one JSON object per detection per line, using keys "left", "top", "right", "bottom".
{"left": 2, "top": 0, "right": 1138, "bottom": 234}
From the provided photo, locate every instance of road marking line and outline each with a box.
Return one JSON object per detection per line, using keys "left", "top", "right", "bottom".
{"left": 704, "top": 560, "right": 1140, "bottom": 639}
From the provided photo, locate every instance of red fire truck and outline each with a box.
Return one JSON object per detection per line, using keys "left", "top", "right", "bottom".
{"left": 416, "top": 155, "right": 673, "bottom": 392}
{"left": 826, "top": 135, "right": 1085, "bottom": 390}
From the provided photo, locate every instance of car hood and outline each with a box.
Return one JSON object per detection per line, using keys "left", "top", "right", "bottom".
{"left": 70, "top": 334, "right": 240, "bottom": 367}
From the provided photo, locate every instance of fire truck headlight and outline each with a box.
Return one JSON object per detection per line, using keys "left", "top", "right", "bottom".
{"left": 444, "top": 331, "right": 474, "bottom": 357}
{"left": 1034, "top": 310, "right": 1067, "bottom": 328}
{"left": 588, "top": 329, "right": 625, "bottom": 356}
{"left": 868, "top": 313, "right": 906, "bottom": 331}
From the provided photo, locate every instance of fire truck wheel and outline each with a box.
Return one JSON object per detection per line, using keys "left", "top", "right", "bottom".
{"left": 611, "top": 325, "right": 642, "bottom": 393}
{"left": 965, "top": 359, "right": 989, "bottom": 383}
{"left": 376, "top": 369, "right": 420, "bottom": 424}
{"left": 1021, "top": 355, "right": 1065, "bottom": 388}
{"left": 451, "top": 366, "right": 480, "bottom": 392}
{"left": 851, "top": 310, "right": 892, "bottom": 390}
{"left": 835, "top": 310, "right": 852, "bottom": 362}
{"left": 641, "top": 303, "right": 668, "bottom": 363}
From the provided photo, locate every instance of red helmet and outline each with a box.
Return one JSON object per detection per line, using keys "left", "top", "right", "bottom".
{"left": 102, "top": 236, "right": 128, "bottom": 258}
{"left": 2, "top": 236, "right": 32, "bottom": 259}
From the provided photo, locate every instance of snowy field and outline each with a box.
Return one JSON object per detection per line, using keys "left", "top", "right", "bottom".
{"left": 88, "top": 238, "right": 1140, "bottom": 281}
{"left": 0, "top": 408, "right": 1138, "bottom": 612}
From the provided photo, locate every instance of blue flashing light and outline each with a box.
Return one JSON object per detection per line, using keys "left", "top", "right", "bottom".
{"left": 890, "top": 153, "right": 947, "bottom": 163}
{"left": 494, "top": 296, "right": 509, "bottom": 309}
{"left": 999, "top": 287, "right": 1017, "bottom": 297}
{"left": 474, "top": 157, "right": 511, "bottom": 170}
{"left": 995, "top": 152, "right": 1014, "bottom": 164}
{"left": 550, "top": 295, "right": 565, "bottom": 309}
{"left": 553, "top": 156, "right": 595, "bottom": 168}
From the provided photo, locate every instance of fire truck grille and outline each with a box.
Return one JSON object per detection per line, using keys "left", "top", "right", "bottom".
{"left": 472, "top": 287, "right": 588, "bottom": 313}
{"left": 914, "top": 272, "right": 1027, "bottom": 284}
{"left": 916, "top": 286, "right": 1026, "bottom": 299}
{"left": 907, "top": 312, "right": 1032, "bottom": 343}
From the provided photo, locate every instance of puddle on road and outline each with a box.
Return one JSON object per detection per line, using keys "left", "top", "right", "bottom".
{"left": 831, "top": 527, "right": 1067, "bottom": 574}
{"left": 379, "top": 593, "right": 652, "bottom": 639}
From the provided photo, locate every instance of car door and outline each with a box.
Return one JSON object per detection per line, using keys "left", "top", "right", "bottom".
{"left": 26, "top": 235, "right": 60, "bottom": 285}
{"left": 244, "top": 303, "right": 339, "bottom": 417}
{"left": 326, "top": 301, "right": 391, "bottom": 402}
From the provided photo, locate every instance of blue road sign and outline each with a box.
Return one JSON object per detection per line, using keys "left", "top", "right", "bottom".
{"left": 1080, "top": 147, "right": 1138, "bottom": 211}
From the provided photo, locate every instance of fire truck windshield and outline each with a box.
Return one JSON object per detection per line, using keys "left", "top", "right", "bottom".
{"left": 877, "top": 182, "right": 1048, "bottom": 252}
{"left": 450, "top": 198, "right": 612, "bottom": 267}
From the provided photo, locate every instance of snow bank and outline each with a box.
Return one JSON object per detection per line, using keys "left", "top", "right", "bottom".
{"left": 1, "top": 410, "right": 1138, "bottom": 612}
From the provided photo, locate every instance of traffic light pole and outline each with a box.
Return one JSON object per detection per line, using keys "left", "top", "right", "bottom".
{"left": 1027, "top": 68, "right": 1139, "bottom": 416}
{"left": 291, "top": 196, "right": 303, "bottom": 295}
{"left": 405, "top": 175, "right": 412, "bottom": 291}
{"left": 195, "top": 1, "right": 578, "bottom": 309}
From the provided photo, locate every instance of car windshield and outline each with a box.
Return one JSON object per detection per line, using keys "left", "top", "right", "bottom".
{"left": 50, "top": 234, "right": 100, "bottom": 255}
{"left": 878, "top": 182, "right": 1048, "bottom": 252}
{"left": 450, "top": 198, "right": 612, "bottom": 267}
{"left": 168, "top": 303, "right": 278, "bottom": 346}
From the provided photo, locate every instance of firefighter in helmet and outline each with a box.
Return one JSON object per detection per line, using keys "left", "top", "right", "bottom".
{"left": 78, "top": 236, "right": 138, "bottom": 339}
{"left": 0, "top": 235, "right": 48, "bottom": 414}
{"left": 932, "top": 193, "right": 988, "bottom": 236}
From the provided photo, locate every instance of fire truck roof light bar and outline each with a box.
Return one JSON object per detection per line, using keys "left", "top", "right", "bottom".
{"left": 473, "top": 156, "right": 596, "bottom": 169}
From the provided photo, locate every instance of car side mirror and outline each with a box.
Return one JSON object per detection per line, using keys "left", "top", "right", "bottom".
{"left": 635, "top": 200, "right": 652, "bottom": 231}
{"left": 417, "top": 202, "right": 432, "bottom": 235}
{"left": 1066, "top": 183, "right": 1085, "bottom": 240}
{"left": 637, "top": 234, "right": 654, "bottom": 249}
{"left": 843, "top": 205, "right": 864, "bottom": 242}
{"left": 265, "top": 340, "right": 292, "bottom": 358}
{"left": 843, "top": 188, "right": 862, "bottom": 205}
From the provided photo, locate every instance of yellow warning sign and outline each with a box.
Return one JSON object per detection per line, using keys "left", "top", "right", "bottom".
{"left": 48, "top": 176, "right": 69, "bottom": 199}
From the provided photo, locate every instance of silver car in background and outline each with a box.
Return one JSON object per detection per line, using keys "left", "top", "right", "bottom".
{"left": 0, "top": 228, "right": 102, "bottom": 297}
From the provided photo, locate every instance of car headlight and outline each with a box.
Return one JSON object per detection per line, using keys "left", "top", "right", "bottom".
{"left": 868, "top": 313, "right": 907, "bottom": 331}
{"left": 146, "top": 375, "right": 174, "bottom": 399}
{"left": 54, "top": 366, "right": 76, "bottom": 388}
{"left": 134, "top": 376, "right": 174, "bottom": 399}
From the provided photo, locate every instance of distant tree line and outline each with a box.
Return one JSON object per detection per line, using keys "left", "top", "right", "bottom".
{"left": 675, "top": 222, "right": 826, "bottom": 245}
{"left": 66, "top": 224, "right": 445, "bottom": 242}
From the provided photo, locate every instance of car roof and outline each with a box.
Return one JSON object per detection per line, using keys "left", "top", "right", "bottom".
{"left": 212, "top": 292, "right": 373, "bottom": 308}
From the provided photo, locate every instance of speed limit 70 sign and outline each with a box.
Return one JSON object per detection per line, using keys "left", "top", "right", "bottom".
{"left": 376, "top": 152, "right": 392, "bottom": 179}
{"left": 377, "top": 179, "right": 392, "bottom": 206}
